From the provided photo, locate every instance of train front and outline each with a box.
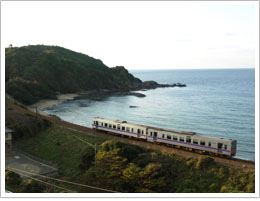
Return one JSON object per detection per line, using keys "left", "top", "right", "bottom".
{"left": 231, "top": 140, "right": 237, "bottom": 156}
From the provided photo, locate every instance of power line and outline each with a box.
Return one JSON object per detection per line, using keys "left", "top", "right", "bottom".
{"left": 73, "top": 135, "right": 96, "bottom": 148}
{"left": 73, "top": 135, "right": 98, "bottom": 166}
{"left": 7, "top": 168, "right": 75, "bottom": 193}
{"left": 6, "top": 167, "right": 120, "bottom": 193}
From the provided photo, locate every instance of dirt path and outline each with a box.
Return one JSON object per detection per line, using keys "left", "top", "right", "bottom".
{"left": 6, "top": 100, "right": 255, "bottom": 171}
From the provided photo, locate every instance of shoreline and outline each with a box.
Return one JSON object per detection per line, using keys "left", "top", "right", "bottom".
{"left": 27, "top": 93, "right": 80, "bottom": 115}
{"left": 26, "top": 82, "right": 187, "bottom": 115}
{"left": 26, "top": 89, "right": 147, "bottom": 115}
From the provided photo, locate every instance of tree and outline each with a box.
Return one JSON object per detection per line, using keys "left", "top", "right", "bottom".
{"left": 140, "top": 163, "right": 167, "bottom": 192}
{"left": 79, "top": 146, "right": 95, "bottom": 172}
{"left": 122, "top": 163, "right": 142, "bottom": 192}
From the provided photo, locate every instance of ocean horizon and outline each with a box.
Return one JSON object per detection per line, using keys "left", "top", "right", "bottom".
{"left": 43, "top": 68, "right": 255, "bottom": 161}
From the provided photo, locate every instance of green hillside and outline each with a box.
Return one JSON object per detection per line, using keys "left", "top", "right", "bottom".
{"left": 13, "top": 125, "right": 255, "bottom": 193}
{"left": 5, "top": 45, "right": 142, "bottom": 105}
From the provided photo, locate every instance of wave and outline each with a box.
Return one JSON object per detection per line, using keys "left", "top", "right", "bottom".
{"left": 239, "top": 150, "right": 255, "bottom": 154}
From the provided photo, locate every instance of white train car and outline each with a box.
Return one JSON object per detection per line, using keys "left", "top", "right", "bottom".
{"left": 92, "top": 117, "right": 237, "bottom": 157}
{"left": 147, "top": 127, "right": 237, "bottom": 156}
{"left": 92, "top": 117, "right": 148, "bottom": 140}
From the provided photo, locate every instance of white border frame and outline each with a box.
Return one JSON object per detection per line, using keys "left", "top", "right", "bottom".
{"left": 1, "top": 0, "right": 259, "bottom": 198}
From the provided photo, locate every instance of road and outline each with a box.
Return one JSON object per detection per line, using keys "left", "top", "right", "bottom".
{"left": 5, "top": 150, "right": 58, "bottom": 178}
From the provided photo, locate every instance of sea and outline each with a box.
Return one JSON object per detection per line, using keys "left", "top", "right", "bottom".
{"left": 43, "top": 68, "right": 255, "bottom": 161}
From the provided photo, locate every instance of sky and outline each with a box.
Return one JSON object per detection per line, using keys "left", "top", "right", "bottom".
{"left": 1, "top": 1, "right": 258, "bottom": 70}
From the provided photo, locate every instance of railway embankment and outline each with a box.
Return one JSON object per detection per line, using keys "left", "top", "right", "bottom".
{"left": 12, "top": 124, "right": 255, "bottom": 193}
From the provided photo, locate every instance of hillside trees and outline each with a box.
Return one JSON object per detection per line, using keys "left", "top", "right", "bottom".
{"left": 82, "top": 140, "right": 255, "bottom": 193}
{"left": 5, "top": 45, "right": 143, "bottom": 105}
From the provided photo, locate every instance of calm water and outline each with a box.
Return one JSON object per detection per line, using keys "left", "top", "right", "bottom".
{"left": 44, "top": 68, "right": 255, "bottom": 161}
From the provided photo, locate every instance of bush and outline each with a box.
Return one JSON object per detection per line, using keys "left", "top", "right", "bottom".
{"left": 22, "top": 179, "right": 46, "bottom": 193}
{"left": 98, "top": 140, "right": 144, "bottom": 162}
{"left": 6, "top": 115, "right": 52, "bottom": 141}
{"left": 79, "top": 146, "right": 95, "bottom": 172}
{"left": 132, "top": 153, "right": 154, "bottom": 168}
{"left": 195, "top": 156, "right": 215, "bottom": 170}
{"left": 5, "top": 170, "right": 22, "bottom": 187}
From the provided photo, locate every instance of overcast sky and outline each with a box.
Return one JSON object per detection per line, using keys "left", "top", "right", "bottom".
{"left": 2, "top": 1, "right": 258, "bottom": 70}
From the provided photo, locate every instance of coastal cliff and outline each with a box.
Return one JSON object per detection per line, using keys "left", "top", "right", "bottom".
{"left": 5, "top": 45, "right": 185, "bottom": 105}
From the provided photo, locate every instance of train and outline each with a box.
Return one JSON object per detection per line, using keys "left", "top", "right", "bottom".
{"left": 92, "top": 117, "right": 237, "bottom": 157}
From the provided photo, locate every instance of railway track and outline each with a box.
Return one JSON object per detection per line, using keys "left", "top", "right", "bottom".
{"left": 7, "top": 100, "right": 255, "bottom": 171}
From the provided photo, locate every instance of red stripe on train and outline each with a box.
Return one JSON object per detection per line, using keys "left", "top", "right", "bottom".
{"left": 231, "top": 149, "right": 236, "bottom": 154}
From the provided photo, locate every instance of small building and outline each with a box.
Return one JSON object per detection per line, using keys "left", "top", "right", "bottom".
{"left": 5, "top": 128, "right": 13, "bottom": 154}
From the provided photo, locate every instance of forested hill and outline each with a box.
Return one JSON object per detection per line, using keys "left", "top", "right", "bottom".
{"left": 5, "top": 45, "right": 143, "bottom": 105}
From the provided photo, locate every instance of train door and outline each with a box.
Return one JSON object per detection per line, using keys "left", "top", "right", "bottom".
{"left": 153, "top": 132, "right": 158, "bottom": 141}
{"left": 217, "top": 143, "right": 223, "bottom": 153}
{"left": 137, "top": 129, "right": 141, "bottom": 138}
{"left": 147, "top": 131, "right": 154, "bottom": 142}
{"left": 145, "top": 128, "right": 148, "bottom": 140}
{"left": 93, "top": 121, "right": 98, "bottom": 129}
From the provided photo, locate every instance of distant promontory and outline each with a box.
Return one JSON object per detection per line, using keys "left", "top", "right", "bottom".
{"left": 5, "top": 45, "right": 186, "bottom": 105}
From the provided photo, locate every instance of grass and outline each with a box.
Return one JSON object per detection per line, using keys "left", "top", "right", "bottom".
{"left": 14, "top": 125, "right": 108, "bottom": 181}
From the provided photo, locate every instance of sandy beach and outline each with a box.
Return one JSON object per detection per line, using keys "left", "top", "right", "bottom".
{"left": 27, "top": 93, "right": 80, "bottom": 115}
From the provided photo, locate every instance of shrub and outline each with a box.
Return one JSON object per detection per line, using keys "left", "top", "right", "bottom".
{"left": 79, "top": 146, "right": 95, "bottom": 172}
{"left": 5, "top": 170, "right": 22, "bottom": 187}
{"left": 98, "top": 140, "right": 144, "bottom": 162}
{"left": 195, "top": 156, "right": 215, "bottom": 170}
{"left": 22, "top": 179, "right": 46, "bottom": 193}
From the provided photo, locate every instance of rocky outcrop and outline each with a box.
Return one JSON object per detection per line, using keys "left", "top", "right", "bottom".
{"left": 139, "top": 81, "right": 186, "bottom": 89}
{"left": 127, "top": 92, "right": 146, "bottom": 97}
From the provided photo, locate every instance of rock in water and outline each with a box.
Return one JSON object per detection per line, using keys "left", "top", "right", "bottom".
{"left": 128, "top": 92, "right": 146, "bottom": 97}
{"left": 78, "top": 103, "right": 88, "bottom": 107}
{"left": 129, "top": 105, "right": 138, "bottom": 108}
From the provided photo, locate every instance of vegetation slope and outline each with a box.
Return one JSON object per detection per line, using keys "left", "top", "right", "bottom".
{"left": 12, "top": 126, "right": 255, "bottom": 193}
{"left": 6, "top": 104, "right": 254, "bottom": 193}
{"left": 5, "top": 45, "right": 142, "bottom": 105}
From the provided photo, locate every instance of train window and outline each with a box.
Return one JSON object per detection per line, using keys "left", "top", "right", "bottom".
{"left": 109, "top": 124, "right": 112, "bottom": 128}
{"left": 167, "top": 135, "right": 171, "bottom": 140}
{"left": 146, "top": 130, "right": 148, "bottom": 134}
{"left": 142, "top": 130, "right": 144, "bottom": 134}
{"left": 105, "top": 123, "right": 108, "bottom": 127}
{"left": 193, "top": 139, "right": 198, "bottom": 144}
{"left": 101, "top": 123, "right": 103, "bottom": 126}
{"left": 113, "top": 125, "right": 116, "bottom": 129}
{"left": 224, "top": 144, "right": 227, "bottom": 149}
{"left": 173, "top": 136, "right": 178, "bottom": 141}
{"left": 126, "top": 127, "right": 130, "bottom": 132}
{"left": 200, "top": 141, "right": 205, "bottom": 146}
{"left": 150, "top": 132, "right": 153, "bottom": 136}
{"left": 208, "top": 142, "right": 211, "bottom": 147}
{"left": 122, "top": 126, "right": 125, "bottom": 131}
{"left": 96, "top": 121, "right": 98, "bottom": 125}
{"left": 117, "top": 125, "right": 120, "bottom": 129}
{"left": 131, "top": 128, "right": 134, "bottom": 132}
{"left": 162, "top": 134, "right": 165, "bottom": 138}
{"left": 154, "top": 132, "right": 157, "bottom": 137}
{"left": 180, "top": 137, "right": 184, "bottom": 142}
{"left": 186, "top": 138, "right": 191, "bottom": 143}
{"left": 138, "top": 129, "right": 141, "bottom": 134}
